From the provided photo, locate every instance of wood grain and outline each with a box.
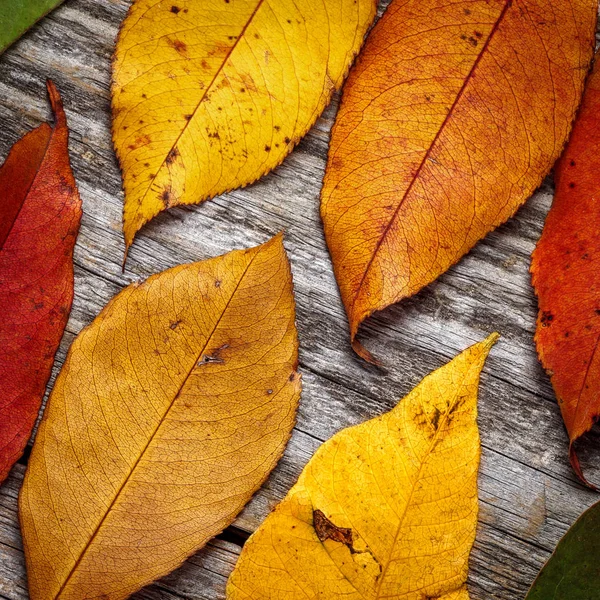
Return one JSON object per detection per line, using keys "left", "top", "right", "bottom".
{"left": 0, "top": 1, "right": 599, "bottom": 599}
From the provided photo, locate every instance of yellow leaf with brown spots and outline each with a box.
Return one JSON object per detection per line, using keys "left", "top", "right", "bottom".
{"left": 19, "top": 234, "right": 300, "bottom": 600}
{"left": 227, "top": 334, "right": 498, "bottom": 600}
{"left": 112, "top": 0, "right": 377, "bottom": 255}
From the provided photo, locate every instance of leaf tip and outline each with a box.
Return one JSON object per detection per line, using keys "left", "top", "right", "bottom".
{"left": 45, "top": 79, "right": 66, "bottom": 127}
{"left": 351, "top": 337, "right": 382, "bottom": 366}
{"left": 569, "top": 443, "right": 598, "bottom": 491}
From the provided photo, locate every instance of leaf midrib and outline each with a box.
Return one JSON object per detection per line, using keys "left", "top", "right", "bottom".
{"left": 352, "top": 0, "right": 512, "bottom": 312}
{"left": 53, "top": 248, "right": 260, "bottom": 600}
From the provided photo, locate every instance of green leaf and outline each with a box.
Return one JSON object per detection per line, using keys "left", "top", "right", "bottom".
{"left": 0, "top": 0, "right": 64, "bottom": 54}
{"left": 526, "top": 501, "right": 600, "bottom": 599}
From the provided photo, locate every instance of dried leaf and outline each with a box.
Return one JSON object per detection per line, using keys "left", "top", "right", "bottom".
{"left": 0, "top": 81, "right": 81, "bottom": 485}
{"left": 531, "top": 52, "right": 600, "bottom": 488}
{"left": 321, "top": 0, "right": 597, "bottom": 362}
{"left": 525, "top": 500, "right": 600, "bottom": 599}
{"left": 112, "top": 0, "right": 377, "bottom": 255}
{"left": 227, "top": 334, "right": 498, "bottom": 600}
{"left": 0, "top": 0, "right": 64, "bottom": 54}
{"left": 20, "top": 234, "right": 301, "bottom": 600}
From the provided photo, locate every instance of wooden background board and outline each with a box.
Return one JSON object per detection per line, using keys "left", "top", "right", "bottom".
{"left": 1, "top": 1, "right": 599, "bottom": 599}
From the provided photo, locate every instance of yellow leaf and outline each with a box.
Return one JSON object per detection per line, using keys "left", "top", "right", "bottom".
{"left": 227, "top": 334, "right": 498, "bottom": 600}
{"left": 19, "top": 234, "right": 301, "bottom": 600}
{"left": 112, "top": 0, "right": 377, "bottom": 252}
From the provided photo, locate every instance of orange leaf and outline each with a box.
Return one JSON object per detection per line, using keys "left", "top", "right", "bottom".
{"left": 20, "top": 234, "right": 300, "bottom": 600}
{"left": 0, "top": 81, "right": 81, "bottom": 484}
{"left": 531, "top": 52, "right": 600, "bottom": 488}
{"left": 321, "top": 0, "right": 598, "bottom": 362}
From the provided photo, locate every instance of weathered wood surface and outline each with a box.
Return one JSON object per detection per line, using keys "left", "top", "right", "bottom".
{"left": 1, "top": 1, "right": 599, "bottom": 599}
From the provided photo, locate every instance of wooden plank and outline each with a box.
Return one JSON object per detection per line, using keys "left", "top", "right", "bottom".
{"left": 1, "top": 1, "right": 599, "bottom": 599}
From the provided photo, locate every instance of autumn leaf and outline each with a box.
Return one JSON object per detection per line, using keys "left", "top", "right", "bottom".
{"left": 531, "top": 52, "right": 600, "bottom": 488}
{"left": 19, "top": 234, "right": 301, "bottom": 600}
{"left": 227, "top": 334, "right": 498, "bottom": 600}
{"left": 0, "top": 0, "right": 64, "bottom": 54}
{"left": 321, "top": 0, "right": 597, "bottom": 362}
{"left": 112, "top": 0, "right": 377, "bottom": 256}
{"left": 525, "top": 500, "right": 600, "bottom": 599}
{"left": 0, "top": 81, "right": 81, "bottom": 485}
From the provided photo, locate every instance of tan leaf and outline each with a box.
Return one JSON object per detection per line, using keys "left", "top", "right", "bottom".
{"left": 20, "top": 234, "right": 300, "bottom": 600}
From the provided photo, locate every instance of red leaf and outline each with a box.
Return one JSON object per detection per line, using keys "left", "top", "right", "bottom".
{"left": 0, "top": 81, "right": 81, "bottom": 484}
{"left": 531, "top": 55, "right": 600, "bottom": 488}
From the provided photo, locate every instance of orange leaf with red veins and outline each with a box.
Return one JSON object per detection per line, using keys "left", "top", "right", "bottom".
{"left": 531, "top": 53, "right": 600, "bottom": 488}
{"left": 321, "top": 0, "right": 598, "bottom": 362}
{"left": 0, "top": 81, "right": 81, "bottom": 484}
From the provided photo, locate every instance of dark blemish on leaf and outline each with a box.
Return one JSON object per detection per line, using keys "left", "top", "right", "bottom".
{"left": 274, "top": 125, "right": 281, "bottom": 132}
{"left": 170, "top": 320, "right": 182, "bottom": 330}
{"left": 198, "top": 343, "right": 230, "bottom": 366}
{"left": 313, "top": 510, "right": 354, "bottom": 549}
{"left": 170, "top": 6, "right": 180, "bottom": 13}
{"left": 264, "top": 145, "right": 271, "bottom": 151}
{"left": 168, "top": 38, "right": 188, "bottom": 55}
{"left": 240, "top": 87, "right": 246, "bottom": 93}
{"left": 144, "top": 162, "right": 150, "bottom": 167}
{"left": 570, "top": 159, "right": 576, "bottom": 166}
{"left": 208, "top": 131, "right": 220, "bottom": 139}
{"left": 287, "top": 19, "right": 292, "bottom": 24}
{"left": 569, "top": 182, "right": 576, "bottom": 188}
{"left": 161, "top": 187, "right": 173, "bottom": 207}
{"left": 166, "top": 147, "right": 180, "bottom": 165}
{"left": 215, "top": 279, "right": 221, "bottom": 288}
{"left": 284, "top": 137, "right": 291, "bottom": 144}
{"left": 595, "top": 309, "right": 600, "bottom": 315}
{"left": 289, "top": 372, "right": 296, "bottom": 382}
{"left": 541, "top": 311, "right": 554, "bottom": 327}
{"left": 254, "top": 33, "right": 260, "bottom": 39}
{"left": 184, "top": 114, "right": 193, "bottom": 121}
{"left": 142, "top": 93, "right": 147, "bottom": 98}
{"left": 431, "top": 407, "right": 441, "bottom": 430}
{"left": 474, "top": 31, "right": 483, "bottom": 38}
{"left": 464, "top": 8, "right": 471, "bottom": 14}
{"left": 34, "top": 302, "right": 44, "bottom": 310}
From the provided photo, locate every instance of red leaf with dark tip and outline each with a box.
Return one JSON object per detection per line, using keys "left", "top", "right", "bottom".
{"left": 0, "top": 81, "right": 81, "bottom": 484}
{"left": 531, "top": 55, "right": 600, "bottom": 488}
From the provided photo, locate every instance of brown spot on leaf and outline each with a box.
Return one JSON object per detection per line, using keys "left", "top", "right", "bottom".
{"left": 170, "top": 6, "right": 180, "bottom": 13}
{"left": 167, "top": 38, "right": 188, "bottom": 56}
{"left": 198, "top": 343, "right": 230, "bottom": 366}
{"left": 541, "top": 311, "right": 554, "bottom": 327}
{"left": 166, "top": 147, "right": 180, "bottom": 165}
{"left": 313, "top": 510, "right": 354, "bottom": 549}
